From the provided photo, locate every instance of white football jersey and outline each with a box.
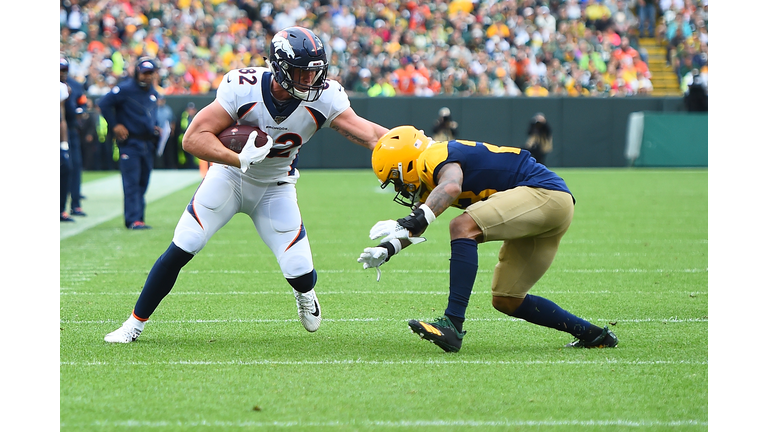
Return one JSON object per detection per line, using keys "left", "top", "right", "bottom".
{"left": 216, "top": 67, "right": 350, "bottom": 182}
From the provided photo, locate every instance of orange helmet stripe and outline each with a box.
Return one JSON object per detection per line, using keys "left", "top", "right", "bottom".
{"left": 297, "top": 27, "right": 318, "bottom": 53}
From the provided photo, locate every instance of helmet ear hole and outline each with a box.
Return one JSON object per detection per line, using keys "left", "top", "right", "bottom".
{"left": 407, "top": 161, "right": 414, "bottom": 172}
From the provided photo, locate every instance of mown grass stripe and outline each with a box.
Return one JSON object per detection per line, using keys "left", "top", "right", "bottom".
{"left": 61, "top": 359, "right": 708, "bottom": 366}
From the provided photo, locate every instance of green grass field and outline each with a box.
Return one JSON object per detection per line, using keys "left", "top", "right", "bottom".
{"left": 60, "top": 168, "right": 707, "bottom": 431}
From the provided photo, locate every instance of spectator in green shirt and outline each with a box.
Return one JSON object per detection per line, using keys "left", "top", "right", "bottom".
{"left": 368, "top": 74, "right": 396, "bottom": 97}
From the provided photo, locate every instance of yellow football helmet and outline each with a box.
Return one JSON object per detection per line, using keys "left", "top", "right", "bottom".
{"left": 372, "top": 125, "right": 432, "bottom": 208}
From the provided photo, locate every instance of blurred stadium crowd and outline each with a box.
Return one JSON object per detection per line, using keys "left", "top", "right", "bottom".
{"left": 61, "top": 0, "right": 708, "bottom": 98}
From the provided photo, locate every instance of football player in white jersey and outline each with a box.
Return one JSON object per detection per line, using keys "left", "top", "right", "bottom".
{"left": 106, "top": 27, "right": 389, "bottom": 343}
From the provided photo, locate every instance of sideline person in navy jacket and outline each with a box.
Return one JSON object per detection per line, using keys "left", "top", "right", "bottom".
{"left": 98, "top": 57, "right": 160, "bottom": 230}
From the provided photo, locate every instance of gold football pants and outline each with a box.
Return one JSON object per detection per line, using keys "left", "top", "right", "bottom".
{"left": 465, "top": 187, "right": 574, "bottom": 298}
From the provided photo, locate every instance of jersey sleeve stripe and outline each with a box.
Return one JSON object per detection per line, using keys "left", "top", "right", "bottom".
{"left": 305, "top": 107, "right": 326, "bottom": 130}
{"left": 237, "top": 102, "right": 257, "bottom": 119}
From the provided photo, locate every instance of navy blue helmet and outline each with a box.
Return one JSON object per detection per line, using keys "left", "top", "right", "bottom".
{"left": 268, "top": 27, "right": 328, "bottom": 102}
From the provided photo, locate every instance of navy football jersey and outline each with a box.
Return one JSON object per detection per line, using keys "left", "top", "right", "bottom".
{"left": 416, "top": 140, "right": 573, "bottom": 209}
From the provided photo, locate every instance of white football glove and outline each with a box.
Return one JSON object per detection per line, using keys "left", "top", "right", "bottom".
{"left": 357, "top": 239, "right": 404, "bottom": 282}
{"left": 239, "top": 131, "right": 273, "bottom": 173}
{"left": 357, "top": 246, "right": 389, "bottom": 282}
{"left": 369, "top": 220, "right": 427, "bottom": 245}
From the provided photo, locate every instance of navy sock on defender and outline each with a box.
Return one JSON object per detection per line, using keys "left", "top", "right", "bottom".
{"left": 133, "top": 242, "right": 194, "bottom": 319}
{"left": 510, "top": 294, "right": 603, "bottom": 340}
{"left": 444, "top": 238, "right": 478, "bottom": 333}
{"left": 287, "top": 269, "right": 317, "bottom": 293}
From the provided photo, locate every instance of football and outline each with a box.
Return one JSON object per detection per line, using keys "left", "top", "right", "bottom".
{"left": 217, "top": 124, "right": 269, "bottom": 154}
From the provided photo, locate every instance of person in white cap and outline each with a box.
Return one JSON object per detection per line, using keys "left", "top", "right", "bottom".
{"left": 535, "top": 5, "right": 557, "bottom": 36}
{"left": 354, "top": 68, "right": 373, "bottom": 94}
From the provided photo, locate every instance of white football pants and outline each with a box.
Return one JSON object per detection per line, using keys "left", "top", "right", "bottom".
{"left": 172, "top": 164, "right": 313, "bottom": 279}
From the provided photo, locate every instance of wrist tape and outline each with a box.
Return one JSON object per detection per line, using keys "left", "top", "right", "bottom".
{"left": 377, "top": 239, "right": 402, "bottom": 262}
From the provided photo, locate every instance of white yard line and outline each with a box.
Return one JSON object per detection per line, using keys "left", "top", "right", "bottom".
{"left": 59, "top": 290, "right": 709, "bottom": 296}
{"left": 60, "top": 268, "right": 709, "bottom": 274}
{"left": 62, "top": 317, "right": 707, "bottom": 325}
{"left": 61, "top": 419, "right": 708, "bottom": 428}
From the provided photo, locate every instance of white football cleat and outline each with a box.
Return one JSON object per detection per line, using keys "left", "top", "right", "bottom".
{"left": 293, "top": 289, "right": 321, "bottom": 332}
{"left": 104, "top": 318, "right": 144, "bottom": 343}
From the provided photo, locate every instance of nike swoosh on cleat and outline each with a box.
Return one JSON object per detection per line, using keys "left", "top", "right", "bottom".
{"left": 311, "top": 300, "right": 320, "bottom": 317}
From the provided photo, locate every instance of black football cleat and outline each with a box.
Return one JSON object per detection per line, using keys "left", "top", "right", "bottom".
{"left": 70, "top": 207, "right": 87, "bottom": 216}
{"left": 408, "top": 315, "right": 466, "bottom": 353}
{"left": 128, "top": 221, "right": 152, "bottom": 230}
{"left": 565, "top": 326, "right": 618, "bottom": 348}
{"left": 60, "top": 212, "right": 76, "bottom": 222}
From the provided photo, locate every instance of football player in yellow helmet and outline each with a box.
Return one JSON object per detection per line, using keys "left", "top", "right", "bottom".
{"left": 371, "top": 126, "right": 432, "bottom": 208}
{"left": 359, "top": 125, "right": 618, "bottom": 353}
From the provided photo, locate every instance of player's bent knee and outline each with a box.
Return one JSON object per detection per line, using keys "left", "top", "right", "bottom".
{"left": 172, "top": 227, "right": 207, "bottom": 255}
{"left": 449, "top": 213, "right": 482, "bottom": 241}
{"left": 279, "top": 252, "right": 314, "bottom": 280}
{"left": 492, "top": 296, "right": 525, "bottom": 316}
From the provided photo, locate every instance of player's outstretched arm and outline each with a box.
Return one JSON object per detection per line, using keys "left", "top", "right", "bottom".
{"left": 372, "top": 162, "right": 464, "bottom": 243}
{"left": 182, "top": 100, "right": 243, "bottom": 168}
{"left": 359, "top": 163, "right": 463, "bottom": 281}
{"left": 330, "top": 107, "right": 389, "bottom": 150}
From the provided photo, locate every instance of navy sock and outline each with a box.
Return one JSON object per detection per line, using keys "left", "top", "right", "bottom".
{"left": 510, "top": 294, "right": 603, "bottom": 340}
{"left": 444, "top": 238, "right": 478, "bottom": 333}
{"left": 287, "top": 269, "right": 317, "bottom": 293}
{"left": 133, "top": 243, "right": 194, "bottom": 319}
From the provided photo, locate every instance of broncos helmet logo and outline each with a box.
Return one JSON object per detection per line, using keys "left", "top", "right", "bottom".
{"left": 272, "top": 34, "right": 296, "bottom": 59}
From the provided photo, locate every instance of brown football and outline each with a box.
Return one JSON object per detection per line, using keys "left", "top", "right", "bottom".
{"left": 217, "top": 124, "right": 269, "bottom": 153}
